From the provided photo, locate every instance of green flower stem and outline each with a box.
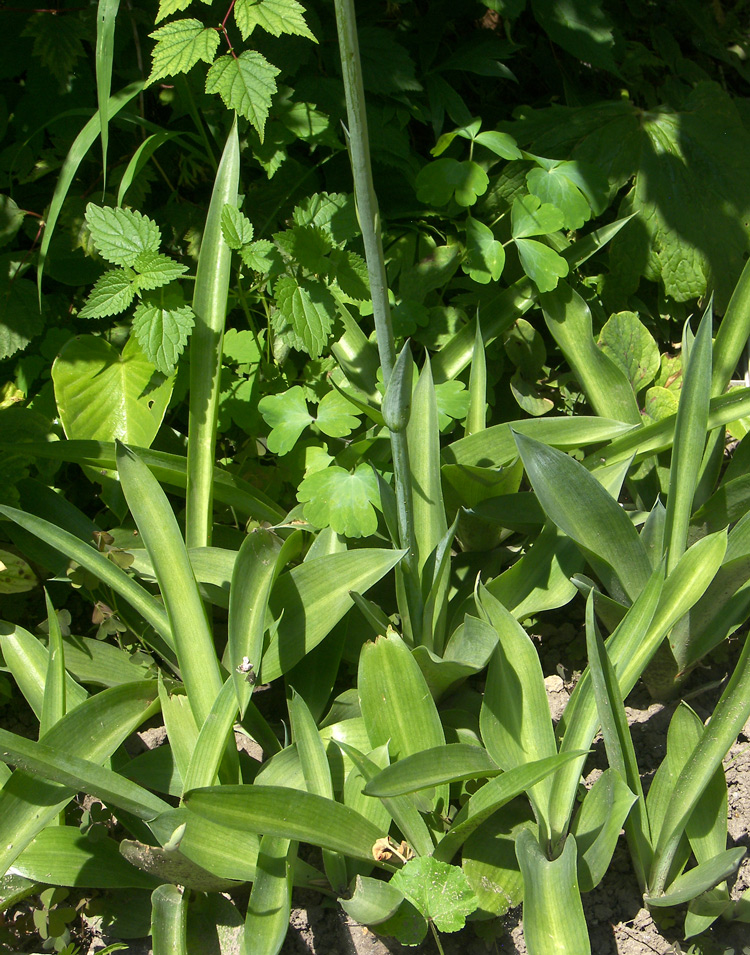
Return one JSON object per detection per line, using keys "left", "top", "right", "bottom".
{"left": 186, "top": 115, "right": 239, "bottom": 549}
{"left": 333, "top": 0, "right": 420, "bottom": 605}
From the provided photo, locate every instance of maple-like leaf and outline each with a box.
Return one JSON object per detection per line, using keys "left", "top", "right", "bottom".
{"left": 390, "top": 858, "right": 477, "bottom": 935}
{"left": 258, "top": 386, "right": 313, "bottom": 455}
{"left": 297, "top": 465, "right": 380, "bottom": 538}
{"left": 148, "top": 19, "right": 220, "bottom": 84}
{"left": 205, "top": 52, "right": 280, "bottom": 140}
{"left": 234, "top": 0, "right": 316, "bottom": 42}
{"left": 155, "top": 0, "right": 212, "bottom": 24}
{"left": 85, "top": 205, "right": 161, "bottom": 268}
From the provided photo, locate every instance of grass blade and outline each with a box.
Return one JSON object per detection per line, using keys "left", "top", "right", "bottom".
{"left": 39, "top": 591, "right": 67, "bottom": 737}
{"left": 95, "top": 0, "right": 120, "bottom": 188}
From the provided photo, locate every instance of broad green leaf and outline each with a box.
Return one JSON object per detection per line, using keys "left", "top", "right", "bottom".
{"left": 147, "top": 19, "right": 220, "bottom": 83}
{"left": 0, "top": 681, "right": 158, "bottom": 874}
{"left": 10, "top": 828, "right": 160, "bottom": 889}
{"left": 463, "top": 217, "right": 505, "bottom": 284}
{"left": 516, "top": 831, "right": 590, "bottom": 955}
{"left": 234, "top": 0, "right": 315, "bottom": 41}
{"left": 647, "top": 849, "right": 746, "bottom": 907}
{"left": 132, "top": 251, "right": 188, "bottom": 291}
{"left": 526, "top": 160, "right": 606, "bottom": 230}
{"left": 84, "top": 204, "right": 161, "bottom": 268}
{"left": 504, "top": 317, "right": 546, "bottom": 379}
{"left": 78, "top": 269, "right": 137, "bottom": 319}
{"left": 462, "top": 802, "right": 534, "bottom": 917}
{"left": 542, "top": 282, "right": 641, "bottom": 423}
{"left": 116, "top": 443, "right": 223, "bottom": 727}
{"left": 182, "top": 677, "right": 240, "bottom": 793}
{"left": 0, "top": 275, "right": 43, "bottom": 360}
{"left": 185, "top": 786, "right": 390, "bottom": 866}
{"left": 340, "top": 875, "right": 404, "bottom": 926}
{"left": 0, "top": 550, "right": 37, "bottom": 594}
{"left": 52, "top": 335, "right": 173, "bottom": 446}
{"left": 205, "top": 51, "right": 280, "bottom": 139}
{"left": 220, "top": 205, "right": 254, "bottom": 249}
{"left": 293, "top": 192, "right": 358, "bottom": 243}
{"left": 297, "top": 465, "right": 380, "bottom": 538}
{"left": 514, "top": 238, "right": 568, "bottom": 292}
{"left": 326, "top": 249, "right": 369, "bottom": 300}
{"left": 598, "top": 311, "right": 660, "bottom": 394}
{"left": 259, "top": 386, "right": 312, "bottom": 455}
{"left": 261, "top": 548, "right": 406, "bottom": 682}
{"left": 570, "top": 770, "right": 636, "bottom": 891}
{"left": 363, "top": 744, "right": 500, "bottom": 796}
{"left": 474, "top": 129, "right": 522, "bottom": 159}
{"left": 415, "top": 159, "right": 489, "bottom": 208}
{"left": 390, "top": 858, "right": 477, "bottom": 933}
{"left": 0, "top": 195, "right": 25, "bottom": 247}
{"left": 156, "top": 0, "right": 212, "bottom": 21}
{"left": 151, "top": 883, "right": 188, "bottom": 955}
{"left": 511, "top": 194, "right": 565, "bottom": 238}
{"left": 315, "top": 390, "right": 361, "bottom": 438}
{"left": 515, "top": 432, "right": 651, "bottom": 602}
{"left": 274, "top": 275, "right": 336, "bottom": 358}
{"left": 243, "top": 836, "right": 295, "bottom": 955}
{"left": 132, "top": 301, "right": 194, "bottom": 375}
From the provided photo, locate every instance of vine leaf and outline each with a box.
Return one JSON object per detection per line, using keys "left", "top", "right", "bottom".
{"left": 273, "top": 275, "right": 336, "bottom": 358}
{"left": 259, "top": 386, "right": 313, "bottom": 455}
{"left": 416, "top": 159, "right": 489, "bottom": 208}
{"left": 390, "top": 857, "right": 478, "bottom": 934}
{"left": 85, "top": 204, "right": 161, "bottom": 268}
{"left": 234, "top": 0, "right": 316, "bottom": 42}
{"left": 147, "top": 18, "right": 220, "bottom": 83}
{"left": 297, "top": 465, "right": 380, "bottom": 538}
{"left": 205, "top": 51, "right": 280, "bottom": 140}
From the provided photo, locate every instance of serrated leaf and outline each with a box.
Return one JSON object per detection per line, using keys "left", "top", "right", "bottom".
{"left": 416, "top": 159, "right": 489, "bottom": 208}
{"left": 598, "top": 311, "right": 660, "bottom": 394}
{"left": 259, "top": 386, "right": 313, "bottom": 455}
{"left": 511, "top": 194, "right": 565, "bottom": 238}
{"left": 315, "top": 390, "right": 361, "bottom": 438}
{"left": 292, "top": 193, "right": 359, "bottom": 244}
{"left": 463, "top": 217, "right": 505, "bottom": 284}
{"left": 220, "top": 206, "right": 254, "bottom": 250}
{"left": 131, "top": 301, "right": 194, "bottom": 374}
{"left": 515, "top": 238, "right": 569, "bottom": 292}
{"left": 79, "top": 270, "right": 137, "bottom": 319}
{"left": 275, "top": 226, "right": 333, "bottom": 274}
{"left": 205, "top": 52, "right": 280, "bottom": 139}
{"left": 0, "top": 278, "right": 43, "bottom": 360}
{"left": 85, "top": 204, "right": 161, "bottom": 268}
{"left": 326, "top": 249, "right": 369, "bottom": 300}
{"left": 148, "top": 19, "right": 220, "bottom": 84}
{"left": 156, "top": 0, "right": 212, "bottom": 23}
{"left": 234, "top": 0, "right": 316, "bottom": 41}
{"left": 390, "top": 858, "right": 477, "bottom": 934}
{"left": 133, "top": 251, "right": 188, "bottom": 291}
{"left": 240, "top": 240, "right": 279, "bottom": 273}
{"left": 297, "top": 466, "right": 380, "bottom": 538}
{"left": 274, "top": 275, "right": 336, "bottom": 358}
{"left": 23, "top": 11, "right": 87, "bottom": 84}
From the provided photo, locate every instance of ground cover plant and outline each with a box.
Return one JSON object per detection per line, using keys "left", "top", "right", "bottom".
{"left": 5, "top": 0, "right": 750, "bottom": 953}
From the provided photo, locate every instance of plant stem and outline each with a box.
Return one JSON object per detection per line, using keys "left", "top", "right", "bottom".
{"left": 332, "top": 0, "right": 420, "bottom": 601}
{"left": 429, "top": 921, "right": 446, "bottom": 955}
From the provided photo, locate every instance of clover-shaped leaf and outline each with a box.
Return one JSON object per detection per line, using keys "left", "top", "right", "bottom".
{"left": 259, "top": 386, "right": 312, "bottom": 455}
{"left": 297, "top": 465, "right": 380, "bottom": 538}
{"left": 416, "top": 159, "right": 489, "bottom": 208}
{"left": 315, "top": 390, "right": 361, "bottom": 438}
{"left": 526, "top": 160, "right": 608, "bottom": 231}
{"left": 511, "top": 194, "right": 565, "bottom": 239}
{"left": 390, "top": 857, "right": 478, "bottom": 935}
{"left": 463, "top": 217, "right": 505, "bottom": 284}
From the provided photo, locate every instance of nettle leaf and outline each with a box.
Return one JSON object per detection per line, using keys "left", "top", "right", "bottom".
{"left": 234, "top": 0, "right": 316, "bottom": 42}
{"left": 133, "top": 251, "right": 188, "bottom": 291}
{"left": 241, "top": 239, "right": 280, "bottom": 273}
{"left": 293, "top": 193, "right": 359, "bottom": 244}
{"left": 205, "top": 51, "right": 280, "bottom": 139}
{"left": 85, "top": 205, "right": 161, "bottom": 268}
{"left": 274, "top": 275, "right": 336, "bottom": 358}
{"left": 526, "top": 162, "right": 595, "bottom": 230}
{"left": 391, "top": 858, "right": 477, "bottom": 934}
{"left": 275, "top": 226, "right": 333, "bottom": 274}
{"left": 156, "top": 0, "right": 212, "bottom": 23}
{"left": 79, "top": 270, "right": 137, "bottom": 319}
{"left": 416, "top": 159, "right": 489, "bottom": 208}
{"left": 259, "top": 386, "right": 313, "bottom": 455}
{"left": 511, "top": 194, "right": 565, "bottom": 238}
{"left": 598, "top": 311, "right": 660, "bottom": 394}
{"left": 131, "top": 288, "right": 195, "bottom": 374}
{"left": 221, "top": 205, "right": 254, "bottom": 250}
{"left": 514, "top": 238, "right": 568, "bottom": 292}
{"left": 315, "top": 390, "right": 361, "bottom": 438}
{"left": 326, "top": 249, "right": 369, "bottom": 300}
{"left": 23, "top": 11, "right": 87, "bottom": 84}
{"left": 148, "top": 19, "right": 221, "bottom": 83}
{"left": 297, "top": 465, "right": 380, "bottom": 538}
{"left": 463, "top": 217, "right": 505, "bottom": 284}
{"left": 0, "top": 277, "right": 43, "bottom": 360}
